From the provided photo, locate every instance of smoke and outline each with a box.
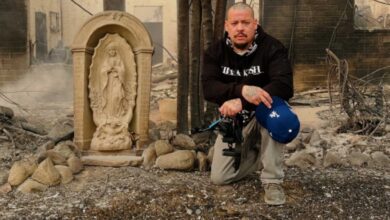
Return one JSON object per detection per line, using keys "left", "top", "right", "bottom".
{"left": 0, "top": 63, "right": 73, "bottom": 115}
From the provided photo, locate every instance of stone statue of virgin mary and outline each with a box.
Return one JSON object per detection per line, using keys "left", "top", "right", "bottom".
{"left": 88, "top": 34, "right": 137, "bottom": 151}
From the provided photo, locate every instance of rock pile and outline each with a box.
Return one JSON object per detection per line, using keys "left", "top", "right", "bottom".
{"left": 142, "top": 133, "right": 213, "bottom": 172}
{"left": 0, "top": 105, "right": 79, "bottom": 194}
{"left": 2, "top": 140, "right": 83, "bottom": 194}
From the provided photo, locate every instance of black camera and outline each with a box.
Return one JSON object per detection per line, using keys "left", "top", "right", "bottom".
{"left": 191, "top": 111, "right": 251, "bottom": 170}
{"left": 217, "top": 111, "right": 250, "bottom": 170}
{"left": 218, "top": 117, "right": 242, "bottom": 155}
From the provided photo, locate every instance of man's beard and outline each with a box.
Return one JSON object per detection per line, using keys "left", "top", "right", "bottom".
{"left": 233, "top": 42, "right": 249, "bottom": 50}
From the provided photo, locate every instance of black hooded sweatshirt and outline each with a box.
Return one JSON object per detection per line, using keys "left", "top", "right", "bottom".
{"left": 201, "top": 26, "right": 293, "bottom": 111}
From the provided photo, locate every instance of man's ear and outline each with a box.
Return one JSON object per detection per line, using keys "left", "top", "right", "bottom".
{"left": 253, "top": 19, "right": 258, "bottom": 27}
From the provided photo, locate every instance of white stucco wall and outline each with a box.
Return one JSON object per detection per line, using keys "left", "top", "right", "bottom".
{"left": 28, "top": 0, "right": 62, "bottom": 57}
{"left": 126, "top": 0, "right": 177, "bottom": 64}
{"left": 61, "top": 0, "right": 102, "bottom": 47}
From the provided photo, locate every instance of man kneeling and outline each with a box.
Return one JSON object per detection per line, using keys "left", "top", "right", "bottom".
{"left": 201, "top": 2, "right": 299, "bottom": 205}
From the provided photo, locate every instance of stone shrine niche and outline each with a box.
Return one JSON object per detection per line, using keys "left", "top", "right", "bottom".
{"left": 89, "top": 34, "right": 137, "bottom": 151}
{"left": 72, "top": 11, "right": 153, "bottom": 154}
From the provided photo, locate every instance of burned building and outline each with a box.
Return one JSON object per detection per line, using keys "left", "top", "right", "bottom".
{"left": 261, "top": 0, "right": 390, "bottom": 91}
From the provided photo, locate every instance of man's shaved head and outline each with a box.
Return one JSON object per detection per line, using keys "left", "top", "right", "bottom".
{"left": 226, "top": 2, "right": 255, "bottom": 20}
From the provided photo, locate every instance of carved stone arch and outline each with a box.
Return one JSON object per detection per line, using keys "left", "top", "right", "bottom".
{"left": 73, "top": 11, "right": 153, "bottom": 50}
{"left": 72, "top": 11, "right": 153, "bottom": 151}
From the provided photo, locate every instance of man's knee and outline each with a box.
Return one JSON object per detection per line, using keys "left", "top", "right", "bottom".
{"left": 210, "top": 172, "right": 231, "bottom": 185}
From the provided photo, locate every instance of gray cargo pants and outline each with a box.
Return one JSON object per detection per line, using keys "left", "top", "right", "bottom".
{"left": 210, "top": 117, "right": 285, "bottom": 185}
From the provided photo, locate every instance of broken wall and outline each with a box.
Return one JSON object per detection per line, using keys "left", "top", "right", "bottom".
{"left": 28, "top": 0, "right": 62, "bottom": 62}
{"left": 262, "top": 0, "right": 390, "bottom": 91}
{"left": 0, "top": 0, "right": 28, "bottom": 86}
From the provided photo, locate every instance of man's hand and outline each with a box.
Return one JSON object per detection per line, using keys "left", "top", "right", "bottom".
{"left": 242, "top": 85, "right": 272, "bottom": 108}
{"left": 219, "top": 98, "right": 242, "bottom": 117}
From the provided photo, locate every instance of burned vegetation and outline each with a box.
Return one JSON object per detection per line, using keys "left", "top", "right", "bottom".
{"left": 326, "top": 49, "right": 389, "bottom": 137}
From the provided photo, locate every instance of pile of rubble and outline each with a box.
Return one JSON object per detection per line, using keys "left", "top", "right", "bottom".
{"left": 150, "top": 63, "right": 177, "bottom": 110}
{"left": 284, "top": 126, "right": 390, "bottom": 169}
{"left": 143, "top": 118, "right": 390, "bottom": 174}
{"left": 0, "top": 104, "right": 82, "bottom": 194}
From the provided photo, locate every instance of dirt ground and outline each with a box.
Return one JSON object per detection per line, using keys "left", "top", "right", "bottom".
{"left": 0, "top": 102, "right": 389, "bottom": 220}
{"left": 1, "top": 165, "right": 389, "bottom": 219}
